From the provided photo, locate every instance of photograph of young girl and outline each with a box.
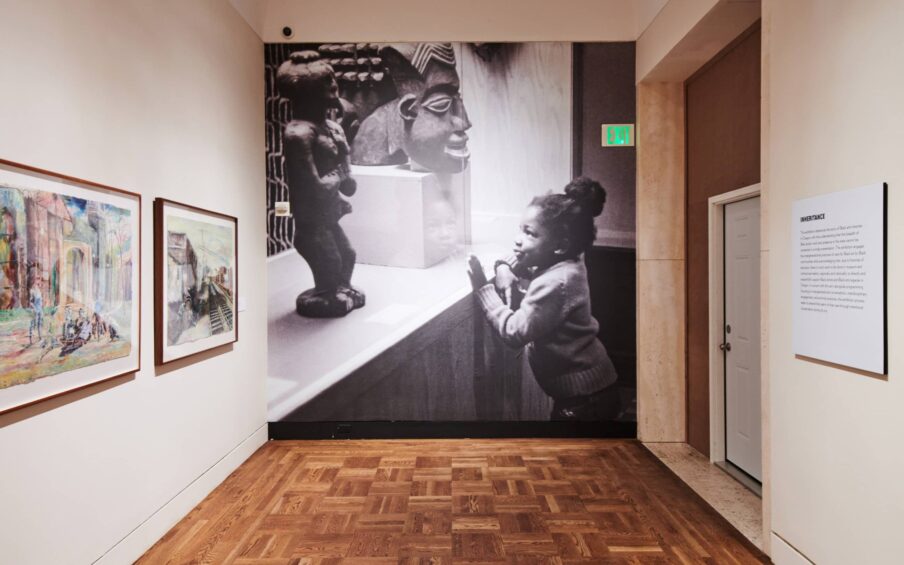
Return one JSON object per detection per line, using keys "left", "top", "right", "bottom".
{"left": 468, "top": 177, "right": 619, "bottom": 421}
{"left": 266, "top": 41, "right": 636, "bottom": 431}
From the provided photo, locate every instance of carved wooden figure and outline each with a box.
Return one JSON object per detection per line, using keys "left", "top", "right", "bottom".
{"left": 277, "top": 51, "right": 365, "bottom": 317}
{"left": 352, "top": 43, "right": 472, "bottom": 173}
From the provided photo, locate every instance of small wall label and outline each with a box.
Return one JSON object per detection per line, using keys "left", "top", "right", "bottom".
{"left": 275, "top": 201, "right": 291, "bottom": 216}
{"left": 601, "top": 124, "right": 635, "bottom": 147}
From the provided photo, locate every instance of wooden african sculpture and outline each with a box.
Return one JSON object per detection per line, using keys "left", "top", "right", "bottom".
{"left": 277, "top": 51, "right": 365, "bottom": 318}
{"left": 351, "top": 43, "right": 472, "bottom": 174}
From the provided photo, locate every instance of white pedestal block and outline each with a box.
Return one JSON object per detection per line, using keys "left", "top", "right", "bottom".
{"left": 341, "top": 164, "right": 471, "bottom": 268}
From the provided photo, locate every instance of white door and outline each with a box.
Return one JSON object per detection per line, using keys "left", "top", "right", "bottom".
{"left": 724, "top": 196, "right": 762, "bottom": 481}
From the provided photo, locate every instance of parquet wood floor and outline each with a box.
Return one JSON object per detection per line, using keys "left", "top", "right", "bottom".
{"left": 138, "top": 439, "right": 769, "bottom": 564}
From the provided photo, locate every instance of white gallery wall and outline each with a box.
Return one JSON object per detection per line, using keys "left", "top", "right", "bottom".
{"left": 230, "top": 0, "right": 667, "bottom": 43}
{"left": 0, "top": 1, "right": 266, "bottom": 564}
{"left": 765, "top": 0, "right": 904, "bottom": 563}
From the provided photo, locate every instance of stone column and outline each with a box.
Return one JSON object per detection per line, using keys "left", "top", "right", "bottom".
{"left": 636, "top": 81, "right": 686, "bottom": 442}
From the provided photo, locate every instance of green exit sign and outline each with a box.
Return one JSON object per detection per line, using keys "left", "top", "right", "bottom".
{"left": 602, "top": 124, "right": 635, "bottom": 147}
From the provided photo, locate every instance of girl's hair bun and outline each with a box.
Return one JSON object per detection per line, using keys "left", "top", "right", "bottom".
{"left": 564, "top": 176, "right": 606, "bottom": 217}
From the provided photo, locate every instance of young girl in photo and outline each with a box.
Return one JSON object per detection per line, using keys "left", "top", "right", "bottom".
{"left": 468, "top": 177, "right": 619, "bottom": 420}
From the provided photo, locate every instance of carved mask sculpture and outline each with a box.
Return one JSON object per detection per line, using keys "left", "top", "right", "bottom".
{"left": 352, "top": 43, "right": 472, "bottom": 173}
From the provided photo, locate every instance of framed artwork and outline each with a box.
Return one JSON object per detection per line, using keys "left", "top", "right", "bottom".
{"left": 154, "top": 198, "right": 238, "bottom": 365}
{"left": 0, "top": 159, "right": 141, "bottom": 414}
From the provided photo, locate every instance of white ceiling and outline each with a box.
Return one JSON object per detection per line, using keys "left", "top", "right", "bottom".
{"left": 229, "top": 0, "right": 669, "bottom": 43}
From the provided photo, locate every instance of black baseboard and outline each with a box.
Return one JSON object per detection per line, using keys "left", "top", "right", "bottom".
{"left": 268, "top": 420, "right": 636, "bottom": 440}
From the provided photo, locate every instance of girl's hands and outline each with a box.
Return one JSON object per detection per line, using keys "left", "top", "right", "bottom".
{"left": 467, "top": 255, "right": 488, "bottom": 290}
{"left": 494, "top": 263, "right": 516, "bottom": 305}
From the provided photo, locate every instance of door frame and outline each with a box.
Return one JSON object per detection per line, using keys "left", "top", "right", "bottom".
{"left": 707, "top": 183, "right": 760, "bottom": 463}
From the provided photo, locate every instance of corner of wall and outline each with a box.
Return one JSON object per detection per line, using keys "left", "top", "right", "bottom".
{"left": 95, "top": 426, "right": 267, "bottom": 564}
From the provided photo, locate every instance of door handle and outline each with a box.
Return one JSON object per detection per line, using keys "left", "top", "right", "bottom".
{"left": 720, "top": 342, "right": 732, "bottom": 352}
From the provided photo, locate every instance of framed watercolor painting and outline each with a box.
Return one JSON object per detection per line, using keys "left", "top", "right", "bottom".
{"left": 154, "top": 198, "right": 238, "bottom": 365}
{"left": 0, "top": 159, "right": 141, "bottom": 414}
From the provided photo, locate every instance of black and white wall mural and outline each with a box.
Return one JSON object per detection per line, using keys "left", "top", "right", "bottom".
{"left": 266, "top": 42, "right": 636, "bottom": 429}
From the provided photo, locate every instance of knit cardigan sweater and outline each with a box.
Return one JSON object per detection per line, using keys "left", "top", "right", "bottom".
{"left": 475, "top": 258, "right": 617, "bottom": 400}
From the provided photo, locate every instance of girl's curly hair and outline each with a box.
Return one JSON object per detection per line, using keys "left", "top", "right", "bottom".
{"left": 530, "top": 176, "right": 606, "bottom": 259}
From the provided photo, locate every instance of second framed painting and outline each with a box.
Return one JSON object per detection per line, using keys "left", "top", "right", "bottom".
{"left": 154, "top": 199, "right": 238, "bottom": 365}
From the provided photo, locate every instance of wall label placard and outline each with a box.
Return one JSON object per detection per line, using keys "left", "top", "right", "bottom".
{"left": 792, "top": 182, "right": 887, "bottom": 374}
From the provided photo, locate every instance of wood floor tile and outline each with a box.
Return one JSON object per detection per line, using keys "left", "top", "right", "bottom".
{"left": 380, "top": 456, "right": 417, "bottom": 467}
{"left": 409, "top": 495, "right": 453, "bottom": 511}
{"left": 272, "top": 492, "right": 321, "bottom": 514}
{"left": 355, "top": 512, "right": 408, "bottom": 533}
{"left": 327, "top": 479, "right": 373, "bottom": 497}
{"left": 495, "top": 495, "right": 544, "bottom": 513}
{"left": 374, "top": 467, "right": 415, "bottom": 481}
{"left": 531, "top": 481, "right": 577, "bottom": 495}
{"left": 137, "top": 440, "right": 768, "bottom": 564}
{"left": 257, "top": 514, "right": 313, "bottom": 531}
{"left": 363, "top": 494, "right": 409, "bottom": 514}
{"left": 452, "top": 515, "right": 502, "bottom": 532}
{"left": 453, "top": 467, "right": 485, "bottom": 481}
{"left": 488, "top": 467, "right": 533, "bottom": 481}
{"left": 289, "top": 533, "right": 351, "bottom": 557}
{"left": 337, "top": 467, "right": 379, "bottom": 480}
{"left": 296, "top": 467, "right": 340, "bottom": 483}
{"left": 417, "top": 456, "right": 453, "bottom": 468}
{"left": 505, "top": 556, "right": 562, "bottom": 565}
{"left": 452, "top": 457, "right": 488, "bottom": 467}
{"left": 411, "top": 480, "right": 452, "bottom": 496}
{"left": 370, "top": 480, "right": 413, "bottom": 495}
{"left": 236, "top": 530, "right": 294, "bottom": 560}
{"left": 398, "top": 556, "right": 452, "bottom": 565}
{"left": 414, "top": 468, "right": 454, "bottom": 481}
{"left": 316, "top": 496, "right": 367, "bottom": 513}
{"left": 308, "top": 512, "right": 357, "bottom": 535}
{"left": 232, "top": 559, "right": 298, "bottom": 565}
{"left": 346, "top": 532, "right": 401, "bottom": 557}
{"left": 489, "top": 455, "right": 525, "bottom": 467}
{"left": 400, "top": 534, "right": 453, "bottom": 555}
{"left": 492, "top": 480, "right": 535, "bottom": 496}
{"left": 451, "top": 532, "right": 506, "bottom": 560}
{"left": 344, "top": 456, "right": 383, "bottom": 468}
{"left": 452, "top": 481, "right": 495, "bottom": 495}
{"left": 453, "top": 494, "right": 496, "bottom": 514}
{"left": 538, "top": 495, "right": 586, "bottom": 514}
{"left": 500, "top": 533, "right": 558, "bottom": 556}
{"left": 542, "top": 514, "right": 600, "bottom": 534}
{"left": 406, "top": 511, "right": 453, "bottom": 535}
{"left": 550, "top": 532, "right": 610, "bottom": 558}
{"left": 498, "top": 512, "right": 547, "bottom": 534}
